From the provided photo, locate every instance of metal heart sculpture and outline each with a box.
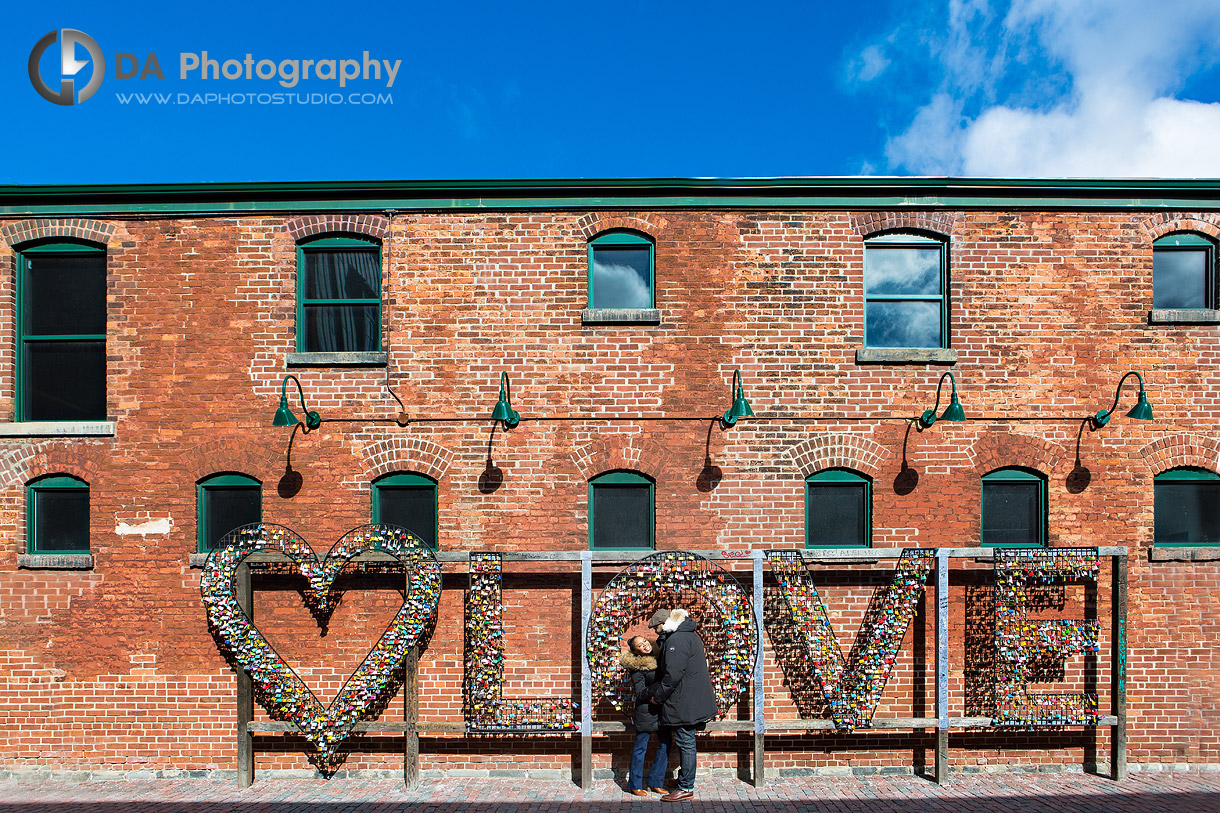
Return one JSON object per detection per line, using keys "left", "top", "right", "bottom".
{"left": 200, "top": 523, "right": 441, "bottom": 761}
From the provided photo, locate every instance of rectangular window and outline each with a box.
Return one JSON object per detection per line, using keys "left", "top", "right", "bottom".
{"left": 298, "top": 238, "right": 381, "bottom": 352}
{"left": 28, "top": 476, "right": 89, "bottom": 554}
{"left": 806, "top": 470, "right": 871, "bottom": 548}
{"left": 373, "top": 474, "right": 438, "bottom": 550}
{"left": 1155, "top": 469, "right": 1220, "bottom": 546}
{"left": 864, "top": 234, "right": 946, "bottom": 348}
{"left": 588, "top": 232, "right": 655, "bottom": 309}
{"left": 981, "top": 469, "right": 1046, "bottom": 547}
{"left": 1153, "top": 234, "right": 1214, "bottom": 309}
{"left": 589, "top": 472, "right": 654, "bottom": 550}
{"left": 199, "top": 475, "right": 261, "bottom": 552}
{"left": 18, "top": 245, "right": 106, "bottom": 421}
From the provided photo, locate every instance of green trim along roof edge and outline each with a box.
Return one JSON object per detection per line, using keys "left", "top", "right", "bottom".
{"left": 2, "top": 176, "right": 1220, "bottom": 216}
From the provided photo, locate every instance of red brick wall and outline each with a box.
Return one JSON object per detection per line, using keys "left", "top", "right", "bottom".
{"left": 0, "top": 207, "right": 1217, "bottom": 776}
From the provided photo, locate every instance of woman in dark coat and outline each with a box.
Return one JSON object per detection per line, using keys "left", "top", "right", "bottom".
{"left": 619, "top": 636, "right": 671, "bottom": 796}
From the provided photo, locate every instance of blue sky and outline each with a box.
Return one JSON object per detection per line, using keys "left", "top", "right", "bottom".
{"left": 5, "top": 0, "right": 1220, "bottom": 184}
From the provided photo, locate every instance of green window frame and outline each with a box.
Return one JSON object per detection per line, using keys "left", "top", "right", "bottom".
{"left": 296, "top": 234, "right": 382, "bottom": 352}
{"left": 16, "top": 241, "right": 107, "bottom": 422}
{"left": 1154, "top": 467, "right": 1220, "bottom": 547}
{"left": 805, "top": 469, "right": 871, "bottom": 548}
{"left": 981, "top": 467, "right": 1047, "bottom": 548}
{"left": 27, "top": 474, "right": 89, "bottom": 554}
{"left": 864, "top": 232, "right": 948, "bottom": 349}
{"left": 587, "top": 230, "right": 656, "bottom": 309}
{"left": 589, "top": 470, "right": 655, "bottom": 550}
{"left": 1153, "top": 232, "right": 1215, "bottom": 310}
{"left": 197, "top": 473, "right": 262, "bottom": 553}
{"left": 372, "top": 472, "right": 439, "bottom": 550}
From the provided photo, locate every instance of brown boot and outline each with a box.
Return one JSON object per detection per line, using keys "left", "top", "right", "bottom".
{"left": 662, "top": 790, "right": 694, "bottom": 802}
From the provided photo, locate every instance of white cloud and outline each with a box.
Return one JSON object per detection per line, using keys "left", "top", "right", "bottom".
{"left": 851, "top": 45, "right": 892, "bottom": 83}
{"left": 882, "top": 1, "right": 1220, "bottom": 176}
{"left": 592, "top": 261, "right": 651, "bottom": 308}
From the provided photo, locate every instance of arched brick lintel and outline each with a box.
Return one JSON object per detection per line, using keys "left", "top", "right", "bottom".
{"left": 361, "top": 436, "right": 454, "bottom": 482}
{"left": 1138, "top": 432, "right": 1220, "bottom": 476}
{"left": 570, "top": 435, "right": 671, "bottom": 482}
{"left": 284, "top": 214, "right": 390, "bottom": 242}
{"left": 786, "top": 433, "right": 888, "bottom": 480}
{"left": 2, "top": 219, "right": 116, "bottom": 248}
{"left": 849, "top": 211, "right": 960, "bottom": 239}
{"left": 576, "top": 214, "right": 669, "bottom": 242}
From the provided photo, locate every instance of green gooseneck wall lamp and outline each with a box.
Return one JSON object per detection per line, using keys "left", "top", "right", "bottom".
{"left": 1092, "top": 370, "right": 1154, "bottom": 429}
{"left": 722, "top": 368, "right": 755, "bottom": 427}
{"left": 918, "top": 371, "right": 966, "bottom": 429}
{"left": 490, "top": 371, "right": 521, "bottom": 429}
{"left": 273, "top": 374, "right": 321, "bottom": 430}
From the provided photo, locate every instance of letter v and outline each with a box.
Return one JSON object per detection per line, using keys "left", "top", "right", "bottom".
{"left": 766, "top": 549, "right": 935, "bottom": 730}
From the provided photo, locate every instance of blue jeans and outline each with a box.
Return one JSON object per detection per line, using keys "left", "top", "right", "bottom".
{"left": 670, "top": 725, "right": 698, "bottom": 792}
{"left": 628, "top": 728, "right": 671, "bottom": 790}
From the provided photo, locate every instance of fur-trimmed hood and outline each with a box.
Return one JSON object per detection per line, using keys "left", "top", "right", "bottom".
{"left": 661, "top": 608, "right": 692, "bottom": 633}
{"left": 619, "top": 651, "right": 658, "bottom": 672}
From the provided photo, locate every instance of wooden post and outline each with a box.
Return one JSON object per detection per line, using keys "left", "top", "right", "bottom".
{"left": 405, "top": 646, "right": 420, "bottom": 789}
{"left": 580, "top": 551, "right": 593, "bottom": 789}
{"left": 236, "top": 561, "right": 254, "bottom": 788}
{"left": 1111, "top": 553, "right": 1128, "bottom": 781}
{"left": 751, "top": 550, "right": 766, "bottom": 787}
{"left": 934, "top": 549, "right": 950, "bottom": 784}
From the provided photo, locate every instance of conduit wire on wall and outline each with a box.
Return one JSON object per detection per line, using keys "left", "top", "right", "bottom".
{"left": 381, "top": 208, "right": 410, "bottom": 425}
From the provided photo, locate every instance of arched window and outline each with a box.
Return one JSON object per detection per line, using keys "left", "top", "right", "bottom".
{"left": 981, "top": 467, "right": 1046, "bottom": 547}
{"left": 17, "top": 240, "right": 107, "bottom": 421}
{"left": 587, "top": 230, "right": 655, "bottom": 310}
{"left": 864, "top": 232, "right": 948, "bottom": 349}
{"left": 297, "top": 234, "right": 382, "bottom": 352}
{"left": 1153, "top": 232, "right": 1215, "bottom": 310}
{"left": 1154, "top": 467, "right": 1220, "bottom": 546}
{"left": 27, "top": 474, "right": 89, "bottom": 554}
{"left": 805, "top": 469, "right": 871, "bottom": 548}
{"left": 372, "top": 472, "right": 438, "bottom": 550}
{"left": 197, "top": 473, "right": 261, "bottom": 552}
{"left": 589, "top": 470, "right": 654, "bottom": 550}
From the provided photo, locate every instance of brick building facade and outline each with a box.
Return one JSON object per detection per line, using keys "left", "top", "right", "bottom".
{"left": 1, "top": 178, "right": 1218, "bottom": 780}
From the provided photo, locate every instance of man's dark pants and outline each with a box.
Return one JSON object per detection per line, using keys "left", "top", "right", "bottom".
{"left": 670, "top": 724, "right": 698, "bottom": 792}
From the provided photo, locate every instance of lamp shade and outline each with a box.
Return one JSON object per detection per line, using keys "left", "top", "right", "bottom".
{"left": 941, "top": 390, "right": 966, "bottom": 422}
{"left": 722, "top": 369, "right": 754, "bottom": 427}
{"left": 1126, "top": 389, "right": 1154, "bottom": 421}
{"left": 491, "top": 372, "right": 521, "bottom": 428}
{"left": 272, "top": 395, "right": 298, "bottom": 427}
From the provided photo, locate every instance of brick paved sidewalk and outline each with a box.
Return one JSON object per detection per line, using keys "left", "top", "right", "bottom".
{"left": 2, "top": 772, "right": 1220, "bottom": 812}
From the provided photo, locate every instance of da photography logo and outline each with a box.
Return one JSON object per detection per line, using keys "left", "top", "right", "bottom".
{"left": 29, "top": 29, "right": 104, "bottom": 106}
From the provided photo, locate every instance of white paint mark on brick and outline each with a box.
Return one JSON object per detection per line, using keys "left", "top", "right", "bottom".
{"left": 115, "top": 516, "right": 174, "bottom": 536}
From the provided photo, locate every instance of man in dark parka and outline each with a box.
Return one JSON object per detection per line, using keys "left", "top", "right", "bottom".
{"left": 650, "top": 608, "right": 716, "bottom": 801}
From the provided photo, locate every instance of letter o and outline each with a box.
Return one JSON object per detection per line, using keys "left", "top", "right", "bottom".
{"left": 586, "top": 550, "right": 757, "bottom": 718}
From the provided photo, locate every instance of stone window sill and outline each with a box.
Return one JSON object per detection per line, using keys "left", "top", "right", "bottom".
{"left": 189, "top": 553, "right": 210, "bottom": 568}
{"left": 1150, "top": 546, "right": 1220, "bottom": 562}
{"left": 17, "top": 553, "right": 94, "bottom": 570}
{"left": 1148, "top": 309, "right": 1220, "bottom": 325}
{"left": 286, "top": 352, "right": 387, "bottom": 367}
{"left": 581, "top": 308, "right": 662, "bottom": 326}
{"left": 0, "top": 422, "right": 115, "bottom": 437}
{"left": 855, "top": 348, "right": 958, "bottom": 365}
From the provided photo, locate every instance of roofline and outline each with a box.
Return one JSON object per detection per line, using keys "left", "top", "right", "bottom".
{"left": 1, "top": 176, "right": 1219, "bottom": 216}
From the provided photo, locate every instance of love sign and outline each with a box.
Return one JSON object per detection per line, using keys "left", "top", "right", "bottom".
{"left": 200, "top": 523, "right": 441, "bottom": 763}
